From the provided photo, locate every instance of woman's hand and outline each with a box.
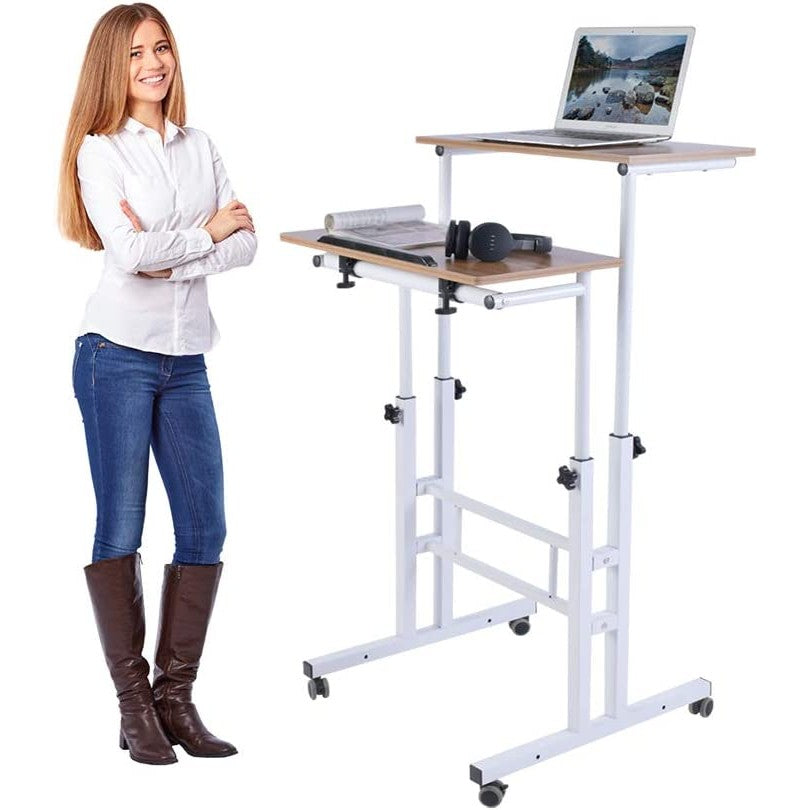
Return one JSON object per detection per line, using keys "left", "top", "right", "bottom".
{"left": 204, "top": 200, "right": 255, "bottom": 243}
{"left": 120, "top": 200, "right": 172, "bottom": 278}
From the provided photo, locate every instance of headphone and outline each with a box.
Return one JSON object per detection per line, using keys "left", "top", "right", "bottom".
{"left": 445, "top": 220, "right": 552, "bottom": 263}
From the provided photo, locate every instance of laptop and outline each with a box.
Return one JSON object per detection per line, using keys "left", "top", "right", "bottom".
{"left": 474, "top": 26, "right": 695, "bottom": 148}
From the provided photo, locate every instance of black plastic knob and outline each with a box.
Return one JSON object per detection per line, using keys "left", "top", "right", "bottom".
{"left": 556, "top": 466, "right": 578, "bottom": 490}
{"left": 384, "top": 404, "right": 402, "bottom": 424}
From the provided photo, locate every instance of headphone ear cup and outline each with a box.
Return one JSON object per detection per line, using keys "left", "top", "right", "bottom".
{"left": 469, "top": 222, "right": 512, "bottom": 262}
{"left": 444, "top": 220, "right": 458, "bottom": 258}
{"left": 455, "top": 220, "right": 471, "bottom": 260}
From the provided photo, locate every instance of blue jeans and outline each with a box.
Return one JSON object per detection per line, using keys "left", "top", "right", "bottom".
{"left": 72, "top": 332, "right": 226, "bottom": 565}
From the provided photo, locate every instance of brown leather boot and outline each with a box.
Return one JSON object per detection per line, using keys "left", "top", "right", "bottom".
{"left": 84, "top": 553, "right": 177, "bottom": 765}
{"left": 153, "top": 562, "right": 237, "bottom": 757}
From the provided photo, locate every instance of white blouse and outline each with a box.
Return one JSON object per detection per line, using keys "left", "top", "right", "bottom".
{"left": 75, "top": 116, "right": 257, "bottom": 355}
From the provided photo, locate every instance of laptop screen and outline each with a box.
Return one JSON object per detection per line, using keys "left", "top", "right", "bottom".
{"left": 562, "top": 31, "right": 690, "bottom": 128}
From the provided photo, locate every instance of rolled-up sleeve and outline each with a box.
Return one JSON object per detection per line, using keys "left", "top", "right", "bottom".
{"left": 168, "top": 135, "right": 257, "bottom": 282}
{"left": 77, "top": 136, "right": 215, "bottom": 274}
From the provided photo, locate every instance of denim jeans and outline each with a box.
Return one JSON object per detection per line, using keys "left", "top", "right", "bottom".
{"left": 72, "top": 332, "right": 226, "bottom": 564}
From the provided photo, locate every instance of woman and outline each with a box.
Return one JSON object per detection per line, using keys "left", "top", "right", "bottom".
{"left": 57, "top": 3, "right": 257, "bottom": 765}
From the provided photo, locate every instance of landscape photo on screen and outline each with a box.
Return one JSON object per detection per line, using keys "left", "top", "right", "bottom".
{"left": 564, "top": 34, "right": 688, "bottom": 125}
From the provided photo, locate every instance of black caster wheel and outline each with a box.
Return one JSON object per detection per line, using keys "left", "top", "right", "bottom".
{"left": 509, "top": 617, "right": 531, "bottom": 636}
{"left": 689, "top": 697, "right": 713, "bottom": 717}
{"left": 478, "top": 780, "right": 508, "bottom": 807}
{"left": 307, "top": 676, "right": 330, "bottom": 700}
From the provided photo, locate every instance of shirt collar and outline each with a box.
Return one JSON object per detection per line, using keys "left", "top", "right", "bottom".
{"left": 123, "top": 115, "right": 185, "bottom": 144}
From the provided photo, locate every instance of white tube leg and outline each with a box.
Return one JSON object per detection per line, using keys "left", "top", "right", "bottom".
{"left": 567, "top": 267, "right": 594, "bottom": 732}
{"left": 615, "top": 173, "right": 636, "bottom": 436}
{"left": 433, "top": 312, "right": 457, "bottom": 627}
{"left": 396, "top": 394, "right": 417, "bottom": 637}
{"left": 399, "top": 287, "right": 413, "bottom": 398}
{"left": 605, "top": 170, "right": 638, "bottom": 713}
{"left": 574, "top": 271, "right": 592, "bottom": 460}
{"left": 605, "top": 433, "right": 633, "bottom": 717}
{"left": 438, "top": 151, "right": 452, "bottom": 226}
{"left": 396, "top": 288, "right": 417, "bottom": 637}
{"left": 567, "top": 458, "right": 594, "bottom": 732}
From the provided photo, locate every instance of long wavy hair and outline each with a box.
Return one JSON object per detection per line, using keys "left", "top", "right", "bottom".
{"left": 58, "top": 3, "right": 186, "bottom": 250}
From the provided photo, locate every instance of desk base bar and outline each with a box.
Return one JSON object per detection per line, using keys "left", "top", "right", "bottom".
{"left": 469, "top": 678, "right": 712, "bottom": 785}
{"left": 303, "top": 598, "right": 536, "bottom": 678}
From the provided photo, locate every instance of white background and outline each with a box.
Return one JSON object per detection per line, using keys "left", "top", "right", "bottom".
{"left": 1, "top": 1, "right": 806, "bottom": 808}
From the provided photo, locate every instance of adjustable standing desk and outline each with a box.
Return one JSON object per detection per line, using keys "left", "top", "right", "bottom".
{"left": 280, "top": 136, "right": 755, "bottom": 807}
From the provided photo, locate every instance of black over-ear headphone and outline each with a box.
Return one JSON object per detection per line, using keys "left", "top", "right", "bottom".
{"left": 445, "top": 220, "right": 552, "bottom": 263}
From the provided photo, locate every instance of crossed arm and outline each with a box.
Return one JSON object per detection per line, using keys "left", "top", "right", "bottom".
{"left": 77, "top": 134, "right": 257, "bottom": 281}
{"left": 120, "top": 198, "right": 255, "bottom": 279}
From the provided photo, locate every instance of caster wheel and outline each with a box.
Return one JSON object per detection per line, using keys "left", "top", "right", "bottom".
{"left": 689, "top": 697, "right": 713, "bottom": 717}
{"left": 307, "top": 676, "right": 330, "bottom": 700}
{"left": 509, "top": 617, "right": 531, "bottom": 636}
{"left": 479, "top": 780, "right": 508, "bottom": 807}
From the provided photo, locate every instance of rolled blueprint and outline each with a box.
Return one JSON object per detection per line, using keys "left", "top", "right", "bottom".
{"left": 325, "top": 205, "right": 426, "bottom": 231}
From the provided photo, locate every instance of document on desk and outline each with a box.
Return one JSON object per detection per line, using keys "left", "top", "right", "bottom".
{"left": 324, "top": 204, "right": 445, "bottom": 249}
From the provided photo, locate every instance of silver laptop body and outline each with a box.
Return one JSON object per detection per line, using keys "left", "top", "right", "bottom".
{"left": 477, "top": 26, "right": 695, "bottom": 149}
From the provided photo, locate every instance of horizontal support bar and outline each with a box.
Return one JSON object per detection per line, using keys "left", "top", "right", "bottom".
{"left": 303, "top": 598, "right": 537, "bottom": 678}
{"left": 486, "top": 283, "right": 584, "bottom": 310}
{"left": 426, "top": 484, "right": 569, "bottom": 551}
{"left": 469, "top": 678, "right": 712, "bottom": 785}
{"left": 320, "top": 254, "right": 586, "bottom": 312}
{"left": 321, "top": 253, "right": 498, "bottom": 306}
{"left": 592, "top": 545, "right": 619, "bottom": 570}
{"left": 620, "top": 158, "right": 736, "bottom": 176}
{"left": 427, "top": 542, "right": 568, "bottom": 617}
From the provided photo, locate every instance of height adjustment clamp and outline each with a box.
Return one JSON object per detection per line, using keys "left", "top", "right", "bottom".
{"left": 556, "top": 465, "right": 578, "bottom": 491}
{"left": 436, "top": 279, "right": 459, "bottom": 315}
{"left": 454, "top": 379, "right": 467, "bottom": 400}
{"left": 384, "top": 403, "right": 402, "bottom": 424}
{"left": 337, "top": 256, "right": 358, "bottom": 289}
{"left": 633, "top": 435, "right": 646, "bottom": 459}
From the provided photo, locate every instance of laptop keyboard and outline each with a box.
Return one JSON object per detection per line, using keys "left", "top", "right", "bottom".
{"left": 524, "top": 129, "right": 638, "bottom": 141}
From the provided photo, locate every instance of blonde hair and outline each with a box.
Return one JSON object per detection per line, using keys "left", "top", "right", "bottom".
{"left": 58, "top": 3, "right": 186, "bottom": 250}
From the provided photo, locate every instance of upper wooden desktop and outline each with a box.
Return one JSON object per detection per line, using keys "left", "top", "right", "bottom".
{"left": 415, "top": 135, "right": 756, "bottom": 165}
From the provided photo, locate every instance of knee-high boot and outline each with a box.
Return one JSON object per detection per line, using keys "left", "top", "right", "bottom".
{"left": 152, "top": 562, "right": 237, "bottom": 757}
{"left": 84, "top": 553, "right": 177, "bottom": 765}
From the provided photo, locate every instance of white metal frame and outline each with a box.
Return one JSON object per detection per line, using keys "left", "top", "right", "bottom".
{"left": 301, "top": 147, "right": 734, "bottom": 799}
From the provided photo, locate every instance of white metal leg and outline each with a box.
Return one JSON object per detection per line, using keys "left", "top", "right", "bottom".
{"left": 396, "top": 288, "right": 417, "bottom": 637}
{"left": 605, "top": 433, "right": 633, "bottom": 717}
{"left": 567, "top": 457, "right": 594, "bottom": 732}
{"left": 614, "top": 172, "right": 636, "bottom": 436}
{"left": 434, "top": 311, "right": 458, "bottom": 627}
{"left": 438, "top": 150, "right": 452, "bottom": 225}
{"left": 568, "top": 269, "right": 593, "bottom": 732}
{"left": 574, "top": 272, "right": 592, "bottom": 459}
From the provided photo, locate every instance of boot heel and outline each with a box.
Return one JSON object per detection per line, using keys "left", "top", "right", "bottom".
{"left": 119, "top": 730, "right": 129, "bottom": 750}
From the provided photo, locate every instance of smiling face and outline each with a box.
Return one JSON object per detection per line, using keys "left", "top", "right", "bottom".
{"left": 127, "top": 19, "right": 175, "bottom": 105}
